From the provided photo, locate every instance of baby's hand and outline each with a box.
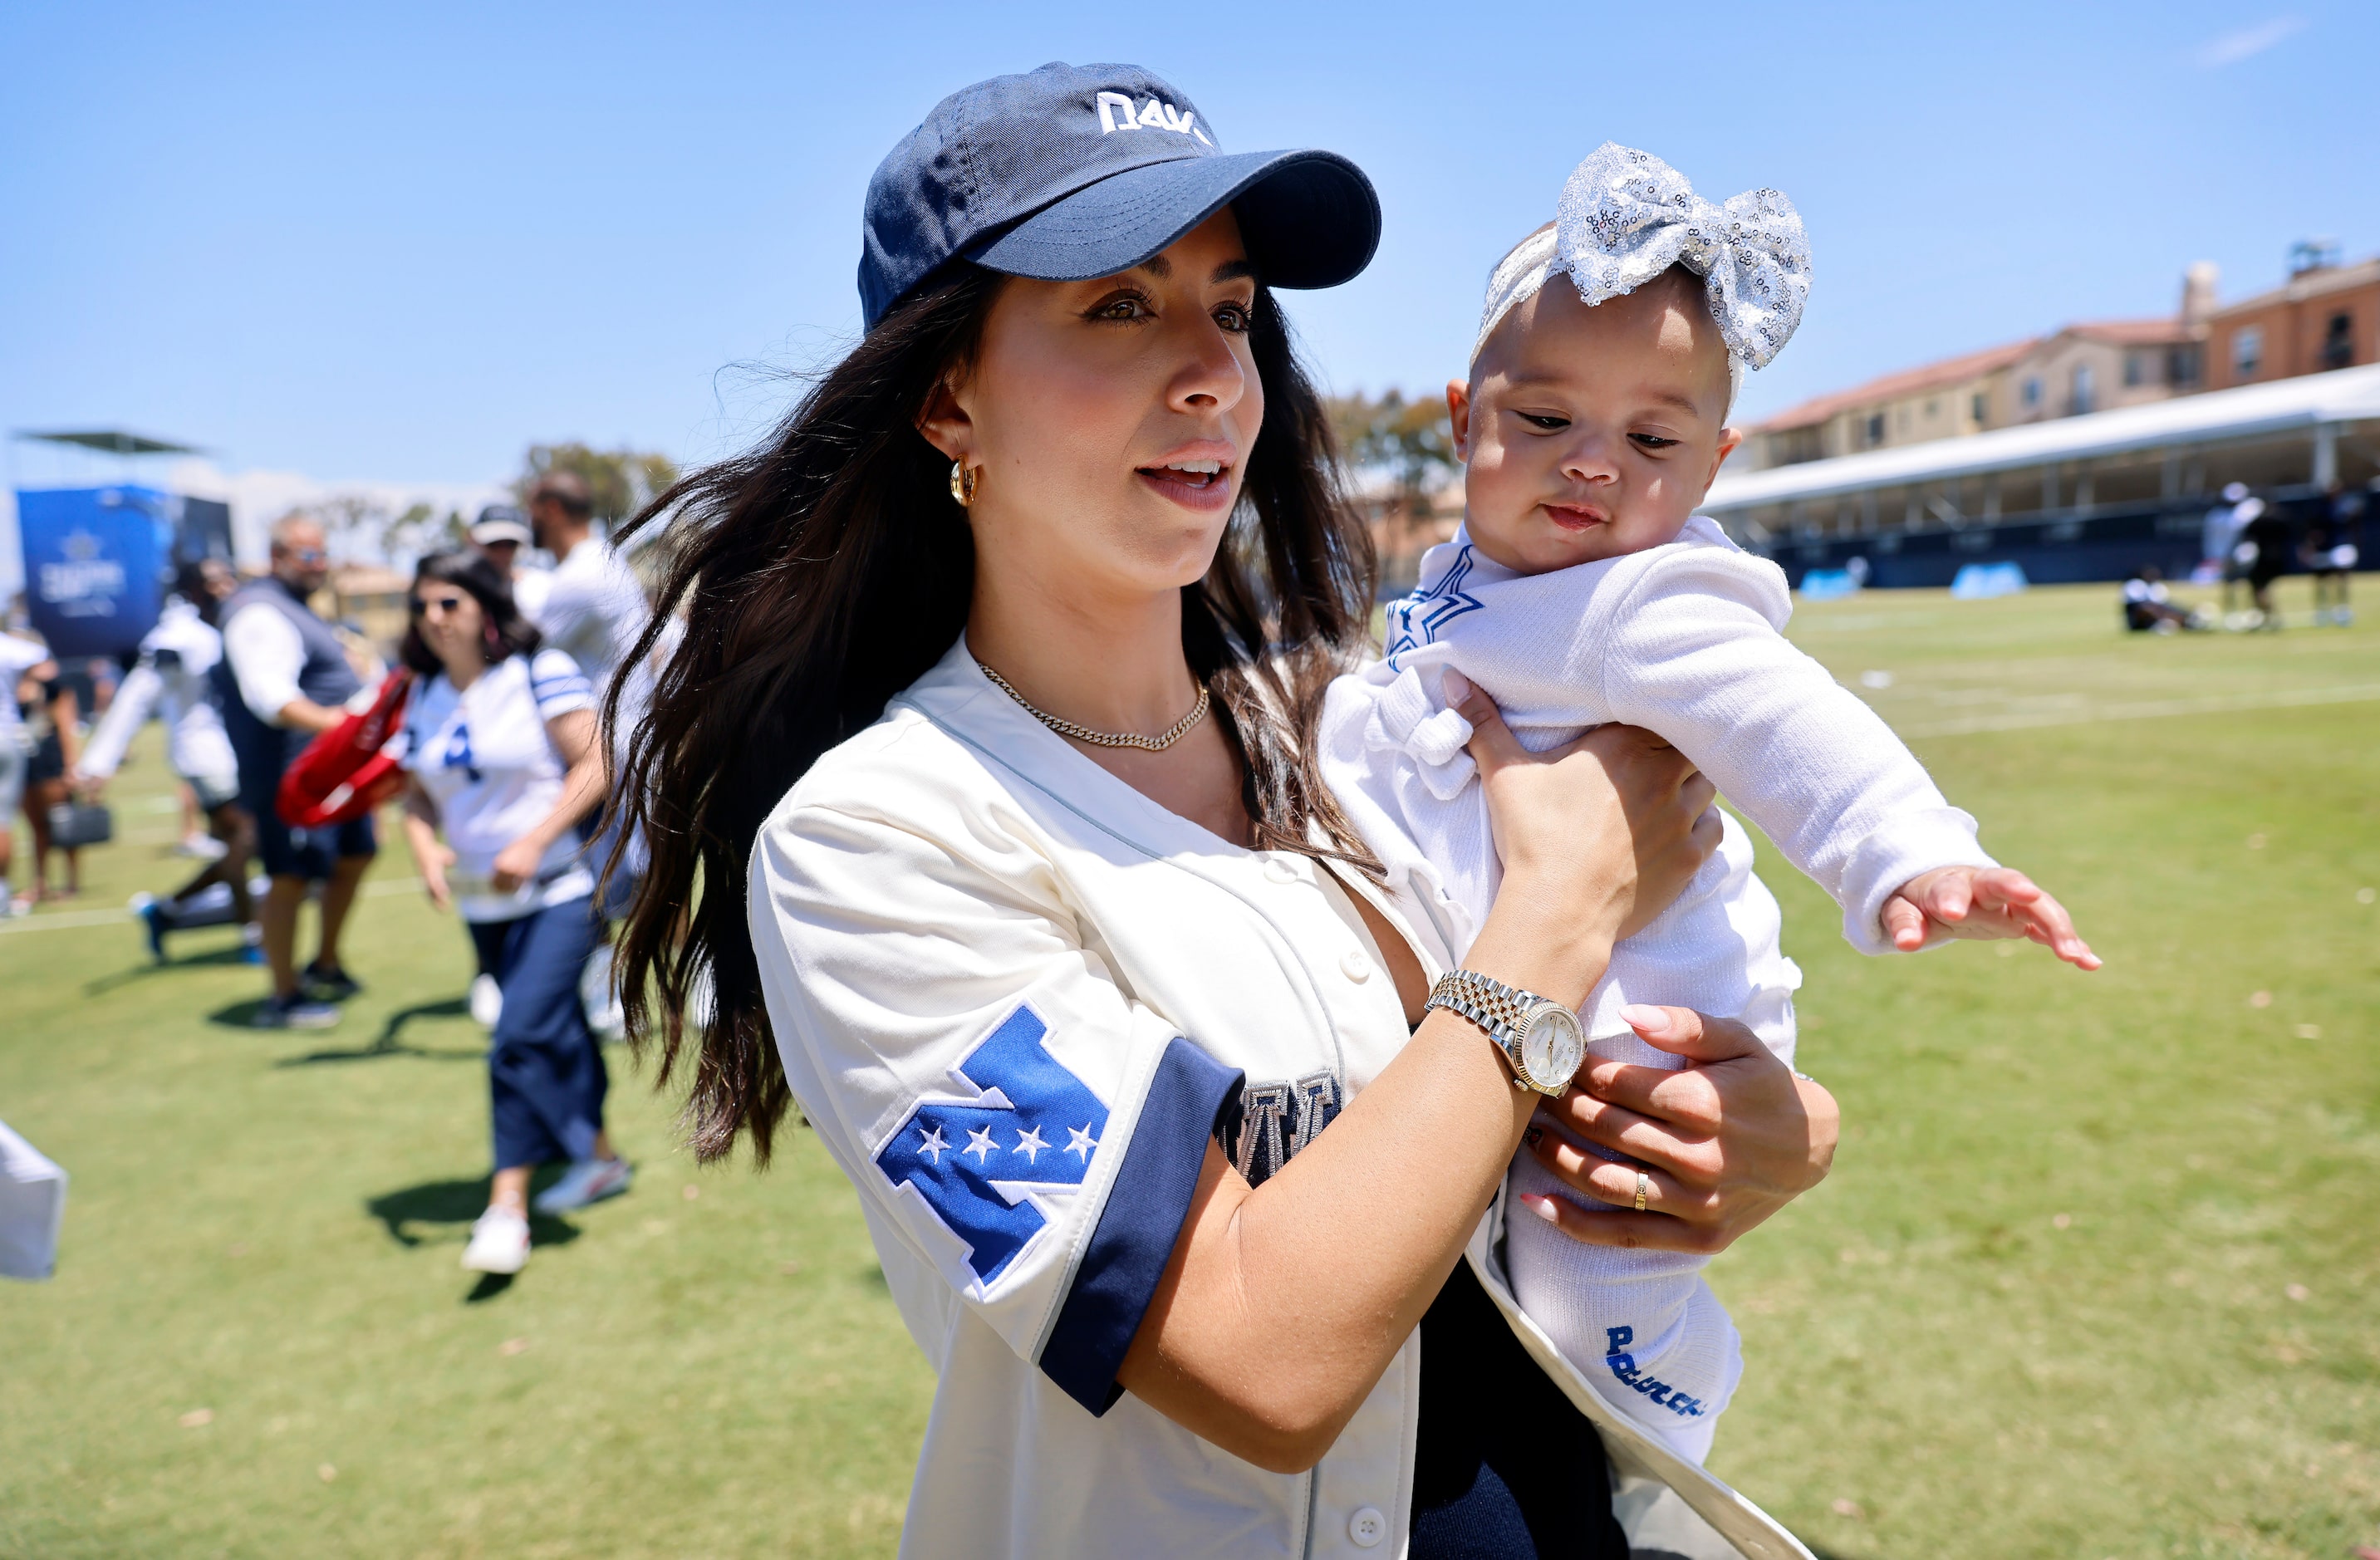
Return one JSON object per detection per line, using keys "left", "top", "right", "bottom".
{"left": 1882, "top": 866, "right": 2100, "bottom": 970}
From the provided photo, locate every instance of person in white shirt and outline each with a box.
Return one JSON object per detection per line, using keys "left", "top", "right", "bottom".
{"left": 396, "top": 551, "right": 630, "bottom": 1276}
{"left": 0, "top": 628, "right": 56, "bottom": 915}
{"left": 72, "top": 560, "right": 261, "bottom": 959}
{"left": 525, "top": 473, "right": 650, "bottom": 725}
{"left": 526, "top": 470, "right": 655, "bottom": 1020}
{"left": 1319, "top": 145, "right": 2098, "bottom": 1464}
{"left": 603, "top": 69, "right": 1842, "bottom": 1560}
{"left": 214, "top": 516, "right": 379, "bottom": 1028}
{"left": 2201, "top": 481, "right": 2250, "bottom": 583}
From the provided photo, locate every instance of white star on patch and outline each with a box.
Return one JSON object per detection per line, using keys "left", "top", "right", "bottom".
{"left": 1065, "top": 1124, "right": 1099, "bottom": 1162}
{"left": 1012, "top": 1125, "right": 1048, "bottom": 1165}
{"left": 916, "top": 1125, "right": 950, "bottom": 1165}
{"left": 964, "top": 1126, "right": 999, "bottom": 1165}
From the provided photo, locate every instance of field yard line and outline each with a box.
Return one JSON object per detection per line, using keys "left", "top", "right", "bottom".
{"left": 1902, "top": 681, "right": 2380, "bottom": 738}
{"left": 0, "top": 905, "right": 136, "bottom": 933}
{"left": 0, "top": 876, "right": 427, "bottom": 936}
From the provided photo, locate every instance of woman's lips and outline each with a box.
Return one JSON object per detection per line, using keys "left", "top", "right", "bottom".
{"left": 1542, "top": 503, "right": 1609, "bottom": 532}
{"left": 1136, "top": 464, "right": 1235, "bottom": 513}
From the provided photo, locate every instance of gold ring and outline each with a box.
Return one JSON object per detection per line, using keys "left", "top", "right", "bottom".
{"left": 1633, "top": 1171, "right": 1650, "bottom": 1213}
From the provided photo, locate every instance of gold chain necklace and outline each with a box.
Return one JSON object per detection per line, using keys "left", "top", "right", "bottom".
{"left": 980, "top": 661, "right": 1210, "bottom": 752}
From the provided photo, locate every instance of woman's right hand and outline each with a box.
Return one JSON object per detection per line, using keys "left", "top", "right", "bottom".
{"left": 1457, "top": 688, "right": 1719, "bottom": 1005}
{"left": 420, "top": 842, "right": 457, "bottom": 913}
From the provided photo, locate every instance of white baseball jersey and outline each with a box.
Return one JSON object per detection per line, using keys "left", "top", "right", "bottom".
{"left": 76, "top": 600, "right": 238, "bottom": 786}
{"left": 746, "top": 637, "right": 1811, "bottom": 1560}
{"left": 400, "top": 650, "right": 596, "bottom": 921}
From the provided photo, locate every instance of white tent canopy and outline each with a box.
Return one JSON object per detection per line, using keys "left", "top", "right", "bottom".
{"left": 1706, "top": 362, "right": 2380, "bottom": 513}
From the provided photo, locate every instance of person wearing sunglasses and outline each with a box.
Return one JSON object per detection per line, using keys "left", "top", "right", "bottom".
{"left": 397, "top": 551, "right": 627, "bottom": 1275}
{"left": 213, "top": 514, "right": 377, "bottom": 1028}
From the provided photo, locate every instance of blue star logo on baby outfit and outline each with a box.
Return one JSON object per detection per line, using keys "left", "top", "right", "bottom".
{"left": 874, "top": 1005, "right": 1111, "bottom": 1288}
{"left": 1383, "top": 544, "right": 1485, "bottom": 669}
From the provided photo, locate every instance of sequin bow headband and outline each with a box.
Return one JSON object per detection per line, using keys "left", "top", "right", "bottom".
{"left": 1472, "top": 143, "right": 1812, "bottom": 373}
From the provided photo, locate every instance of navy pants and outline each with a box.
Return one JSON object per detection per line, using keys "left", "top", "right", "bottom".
{"left": 469, "top": 896, "right": 608, "bottom": 1171}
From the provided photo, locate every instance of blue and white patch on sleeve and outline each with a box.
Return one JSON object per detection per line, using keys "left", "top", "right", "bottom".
{"left": 1383, "top": 543, "right": 1484, "bottom": 670}
{"left": 874, "top": 1004, "right": 1111, "bottom": 1288}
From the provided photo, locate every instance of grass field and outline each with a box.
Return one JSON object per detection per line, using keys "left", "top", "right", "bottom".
{"left": 3, "top": 576, "right": 2376, "bottom": 1558}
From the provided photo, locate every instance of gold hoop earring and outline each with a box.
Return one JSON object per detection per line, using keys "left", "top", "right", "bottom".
{"left": 949, "top": 461, "right": 979, "bottom": 508}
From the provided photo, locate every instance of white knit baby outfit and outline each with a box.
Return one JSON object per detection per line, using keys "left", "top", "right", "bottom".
{"left": 1318, "top": 517, "right": 1992, "bottom": 1461}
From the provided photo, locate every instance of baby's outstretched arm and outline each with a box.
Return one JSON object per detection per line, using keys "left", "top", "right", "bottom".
{"left": 1882, "top": 866, "right": 2100, "bottom": 970}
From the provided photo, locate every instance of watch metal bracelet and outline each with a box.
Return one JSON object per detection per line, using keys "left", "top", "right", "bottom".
{"left": 1426, "top": 969, "right": 1552, "bottom": 1089}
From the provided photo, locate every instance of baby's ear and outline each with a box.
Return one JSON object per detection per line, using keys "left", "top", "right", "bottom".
{"left": 1446, "top": 379, "right": 1474, "bottom": 460}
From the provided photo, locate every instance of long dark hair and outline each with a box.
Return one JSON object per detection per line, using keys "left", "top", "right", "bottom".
{"left": 400, "top": 550, "right": 541, "bottom": 675}
{"left": 608, "top": 260, "right": 1379, "bottom": 1163}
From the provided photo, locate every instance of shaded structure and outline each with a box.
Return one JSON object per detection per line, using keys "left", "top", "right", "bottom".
{"left": 1705, "top": 363, "right": 2380, "bottom": 588}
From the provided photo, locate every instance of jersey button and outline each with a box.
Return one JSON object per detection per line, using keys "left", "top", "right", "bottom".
{"left": 1263, "top": 856, "right": 1301, "bottom": 884}
{"left": 1348, "top": 1506, "right": 1387, "bottom": 1548}
{"left": 1338, "top": 949, "right": 1372, "bottom": 984}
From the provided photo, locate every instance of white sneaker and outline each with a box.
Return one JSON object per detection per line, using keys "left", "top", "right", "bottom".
{"left": 469, "top": 973, "right": 503, "bottom": 1028}
{"left": 461, "top": 1208, "right": 532, "bottom": 1274}
{"left": 532, "top": 1157, "right": 633, "bottom": 1215}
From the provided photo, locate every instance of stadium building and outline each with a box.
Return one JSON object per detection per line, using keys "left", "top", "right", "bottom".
{"left": 1705, "top": 362, "right": 2380, "bottom": 589}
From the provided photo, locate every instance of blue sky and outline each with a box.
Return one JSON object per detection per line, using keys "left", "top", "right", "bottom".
{"left": 3, "top": 0, "right": 2374, "bottom": 503}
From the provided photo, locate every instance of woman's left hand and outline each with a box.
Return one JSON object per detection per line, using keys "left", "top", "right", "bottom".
{"left": 1518, "top": 1005, "right": 1838, "bottom": 1254}
{"left": 489, "top": 836, "right": 543, "bottom": 894}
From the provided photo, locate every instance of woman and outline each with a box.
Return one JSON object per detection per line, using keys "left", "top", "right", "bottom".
{"left": 613, "top": 65, "right": 1838, "bottom": 1558}
{"left": 20, "top": 658, "right": 89, "bottom": 903}
{"left": 396, "top": 552, "right": 631, "bottom": 1278}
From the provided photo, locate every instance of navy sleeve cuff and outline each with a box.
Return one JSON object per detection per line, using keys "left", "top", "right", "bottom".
{"left": 1039, "top": 1036, "right": 1243, "bottom": 1417}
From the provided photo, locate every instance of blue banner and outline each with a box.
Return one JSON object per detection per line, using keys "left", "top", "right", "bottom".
{"left": 15, "top": 486, "right": 171, "bottom": 658}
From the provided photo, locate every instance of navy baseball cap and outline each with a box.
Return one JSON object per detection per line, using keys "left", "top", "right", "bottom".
{"left": 860, "top": 61, "right": 1381, "bottom": 328}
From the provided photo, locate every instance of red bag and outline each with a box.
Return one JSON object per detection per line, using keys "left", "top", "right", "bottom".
{"left": 276, "top": 670, "right": 414, "bottom": 827}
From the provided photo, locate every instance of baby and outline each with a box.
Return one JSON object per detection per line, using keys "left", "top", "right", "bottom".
{"left": 1319, "top": 145, "right": 2098, "bottom": 1464}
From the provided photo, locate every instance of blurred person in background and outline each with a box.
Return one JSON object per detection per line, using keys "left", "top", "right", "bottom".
{"left": 20, "top": 656, "right": 92, "bottom": 904}
{"left": 525, "top": 471, "right": 655, "bottom": 1036}
{"left": 523, "top": 473, "right": 652, "bottom": 748}
{"left": 2221, "top": 492, "right": 2268, "bottom": 625}
{"left": 395, "top": 552, "right": 628, "bottom": 1277}
{"left": 2199, "top": 481, "right": 2251, "bottom": 586}
{"left": 214, "top": 515, "right": 375, "bottom": 1029}
{"left": 2235, "top": 496, "right": 2293, "bottom": 630}
{"left": 2121, "top": 564, "right": 2202, "bottom": 633}
{"left": 0, "top": 628, "right": 53, "bottom": 915}
{"left": 470, "top": 503, "right": 550, "bottom": 621}
{"left": 2301, "top": 480, "right": 2363, "bottom": 627}
{"left": 73, "top": 560, "right": 259, "bottom": 962}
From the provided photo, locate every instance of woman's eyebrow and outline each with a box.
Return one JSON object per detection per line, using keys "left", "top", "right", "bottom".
{"left": 1126, "top": 256, "right": 1254, "bottom": 284}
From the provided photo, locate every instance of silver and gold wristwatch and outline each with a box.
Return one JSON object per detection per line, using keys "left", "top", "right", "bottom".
{"left": 1425, "top": 969, "right": 1587, "bottom": 1096}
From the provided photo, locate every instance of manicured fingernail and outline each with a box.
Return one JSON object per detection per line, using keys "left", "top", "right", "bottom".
{"left": 1519, "top": 1194, "right": 1560, "bottom": 1224}
{"left": 1524, "top": 1126, "right": 1543, "bottom": 1149}
{"left": 1620, "top": 1004, "right": 1670, "bottom": 1035}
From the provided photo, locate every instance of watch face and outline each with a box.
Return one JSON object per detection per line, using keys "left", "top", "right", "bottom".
{"left": 1518, "top": 1004, "right": 1586, "bottom": 1092}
